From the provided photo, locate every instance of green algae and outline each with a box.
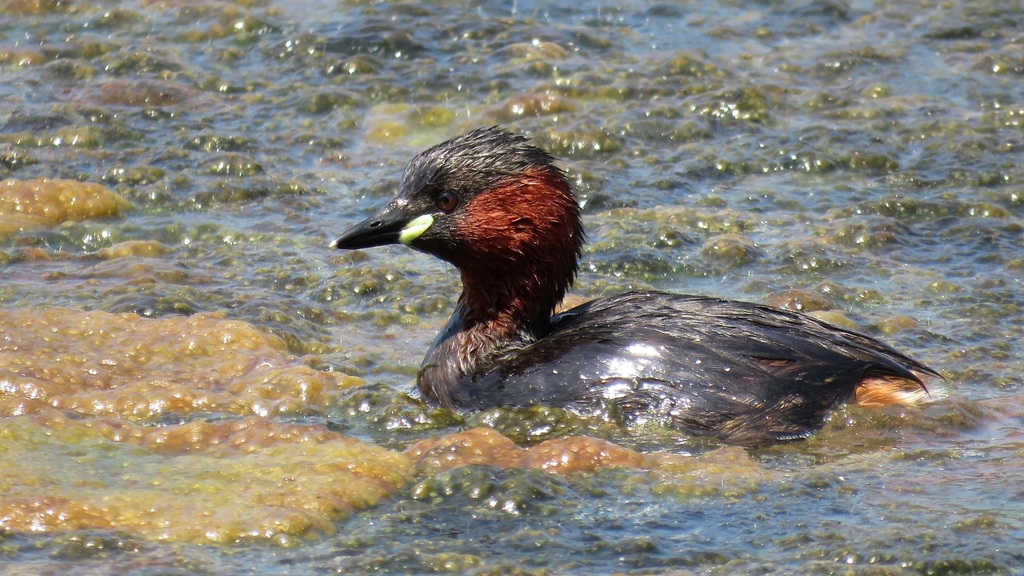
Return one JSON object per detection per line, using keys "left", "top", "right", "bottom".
{"left": 700, "top": 233, "right": 760, "bottom": 266}
{"left": 200, "top": 154, "right": 265, "bottom": 177}
{"left": 648, "top": 447, "right": 767, "bottom": 500}
{"left": 469, "top": 406, "right": 616, "bottom": 445}
{"left": 409, "top": 465, "right": 567, "bottom": 516}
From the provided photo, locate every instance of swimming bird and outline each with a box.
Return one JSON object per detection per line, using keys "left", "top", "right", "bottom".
{"left": 330, "top": 127, "right": 940, "bottom": 446}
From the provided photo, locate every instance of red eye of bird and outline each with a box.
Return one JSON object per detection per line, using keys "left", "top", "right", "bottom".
{"left": 436, "top": 191, "right": 459, "bottom": 212}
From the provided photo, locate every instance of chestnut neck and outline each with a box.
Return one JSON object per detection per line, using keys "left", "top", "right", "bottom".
{"left": 452, "top": 166, "right": 582, "bottom": 341}
{"left": 417, "top": 166, "right": 582, "bottom": 408}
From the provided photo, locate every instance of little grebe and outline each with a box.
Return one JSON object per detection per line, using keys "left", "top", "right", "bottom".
{"left": 331, "top": 127, "right": 940, "bottom": 446}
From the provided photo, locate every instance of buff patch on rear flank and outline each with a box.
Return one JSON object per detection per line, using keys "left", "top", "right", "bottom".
{"left": 855, "top": 373, "right": 943, "bottom": 406}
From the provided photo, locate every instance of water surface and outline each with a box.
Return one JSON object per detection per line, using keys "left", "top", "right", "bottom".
{"left": 1, "top": 0, "right": 1022, "bottom": 574}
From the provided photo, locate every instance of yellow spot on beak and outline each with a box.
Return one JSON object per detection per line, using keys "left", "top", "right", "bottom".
{"left": 399, "top": 214, "right": 434, "bottom": 244}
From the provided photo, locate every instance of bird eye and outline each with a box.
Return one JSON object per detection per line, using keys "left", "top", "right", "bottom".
{"left": 435, "top": 191, "right": 459, "bottom": 213}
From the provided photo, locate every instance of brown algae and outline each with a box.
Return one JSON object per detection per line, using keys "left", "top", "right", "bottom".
{"left": 0, "top": 414, "right": 413, "bottom": 545}
{"left": 0, "top": 307, "right": 411, "bottom": 544}
{"left": 0, "top": 308, "right": 362, "bottom": 420}
{"left": 0, "top": 178, "right": 132, "bottom": 240}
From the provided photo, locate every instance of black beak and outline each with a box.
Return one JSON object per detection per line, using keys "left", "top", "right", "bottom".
{"left": 329, "top": 201, "right": 425, "bottom": 250}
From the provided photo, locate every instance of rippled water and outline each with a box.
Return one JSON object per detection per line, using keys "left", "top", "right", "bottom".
{"left": 2, "top": 0, "right": 1023, "bottom": 574}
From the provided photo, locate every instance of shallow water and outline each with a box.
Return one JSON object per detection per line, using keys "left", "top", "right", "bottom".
{"left": 1, "top": 0, "right": 1023, "bottom": 573}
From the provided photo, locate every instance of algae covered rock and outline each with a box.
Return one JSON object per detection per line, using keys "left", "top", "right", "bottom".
{"left": 0, "top": 308, "right": 363, "bottom": 420}
{"left": 406, "top": 427, "right": 650, "bottom": 475}
{"left": 0, "top": 308, "right": 408, "bottom": 544}
{"left": 0, "top": 414, "right": 413, "bottom": 544}
{"left": 0, "top": 177, "right": 131, "bottom": 240}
